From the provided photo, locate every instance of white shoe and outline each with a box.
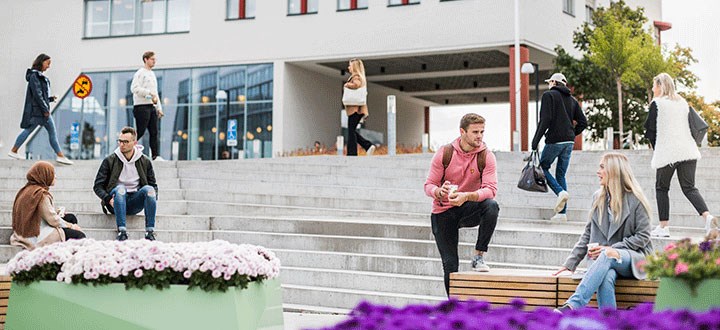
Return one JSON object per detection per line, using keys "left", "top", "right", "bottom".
{"left": 650, "top": 225, "right": 670, "bottom": 238}
{"left": 7, "top": 151, "right": 24, "bottom": 160}
{"left": 705, "top": 215, "right": 718, "bottom": 235}
{"left": 56, "top": 156, "right": 74, "bottom": 165}
{"left": 554, "top": 191, "right": 570, "bottom": 213}
{"left": 550, "top": 213, "right": 567, "bottom": 222}
{"left": 366, "top": 145, "right": 376, "bottom": 156}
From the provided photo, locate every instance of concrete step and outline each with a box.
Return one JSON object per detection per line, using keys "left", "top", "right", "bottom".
{"left": 282, "top": 266, "right": 444, "bottom": 297}
{"left": 282, "top": 284, "right": 445, "bottom": 310}
{"left": 0, "top": 200, "right": 188, "bottom": 215}
{"left": 0, "top": 166, "right": 179, "bottom": 180}
{"left": 0, "top": 228, "right": 212, "bottom": 250}
{"left": 0, "top": 211, "right": 211, "bottom": 231}
{"left": 0, "top": 178, "right": 181, "bottom": 190}
{"left": 0, "top": 189, "right": 185, "bottom": 203}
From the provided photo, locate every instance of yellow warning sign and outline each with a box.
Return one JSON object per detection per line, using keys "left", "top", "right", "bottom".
{"left": 73, "top": 74, "right": 93, "bottom": 99}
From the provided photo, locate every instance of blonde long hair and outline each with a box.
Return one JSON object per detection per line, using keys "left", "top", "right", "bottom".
{"left": 349, "top": 58, "right": 366, "bottom": 85}
{"left": 653, "top": 72, "right": 681, "bottom": 101}
{"left": 591, "top": 153, "right": 652, "bottom": 224}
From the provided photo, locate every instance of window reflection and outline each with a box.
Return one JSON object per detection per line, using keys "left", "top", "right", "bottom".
{"left": 84, "top": 0, "right": 190, "bottom": 38}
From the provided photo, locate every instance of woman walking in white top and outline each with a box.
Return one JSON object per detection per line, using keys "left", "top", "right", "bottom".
{"left": 643, "top": 72, "right": 718, "bottom": 237}
{"left": 342, "top": 58, "right": 375, "bottom": 156}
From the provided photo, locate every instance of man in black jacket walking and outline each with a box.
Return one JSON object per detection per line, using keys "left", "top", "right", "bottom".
{"left": 93, "top": 126, "right": 158, "bottom": 241}
{"left": 531, "top": 73, "right": 587, "bottom": 222}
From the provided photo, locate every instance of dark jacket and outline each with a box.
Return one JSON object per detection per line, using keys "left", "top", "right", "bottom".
{"left": 643, "top": 101, "right": 658, "bottom": 148}
{"left": 93, "top": 152, "right": 158, "bottom": 213}
{"left": 531, "top": 85, "right": 587, "bottom": 150}
{"left": 20, "top": 69, "right": 52, "bottom": 129}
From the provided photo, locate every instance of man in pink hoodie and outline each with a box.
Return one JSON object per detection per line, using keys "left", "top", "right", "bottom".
{"left": 424, "top": 113, "right": 499, "bottom": 295}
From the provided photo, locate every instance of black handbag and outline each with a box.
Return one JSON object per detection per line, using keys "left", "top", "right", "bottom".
{"left": 688, "top": 106, "right": 708, "bottom": 146}
{"left": 517, "top": 151, "right": 548, "bottom": 193}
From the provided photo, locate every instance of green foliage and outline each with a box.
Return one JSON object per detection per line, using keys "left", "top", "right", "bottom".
{"left": 11, "top": 263, "right": 61, "bottom": 286}
{"left": 645, "top": 238, "right": 720, "bottom": 294}
{"left": 554, "top": 0, "right": 699, "bottom": 145}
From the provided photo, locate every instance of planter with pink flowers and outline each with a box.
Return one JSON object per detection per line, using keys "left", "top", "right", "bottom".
{"left": 5, "top": 239, "right": 283, "bottom": 330}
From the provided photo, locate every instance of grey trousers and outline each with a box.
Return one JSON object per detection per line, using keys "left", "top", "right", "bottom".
{"left": 656, "top": 159, "right": 709, "bottom": 221}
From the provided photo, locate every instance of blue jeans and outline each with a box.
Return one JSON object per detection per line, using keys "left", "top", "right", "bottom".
{"left": 14, "top": 116, "right": 62, "bottom": 154}
{"left": 110, "top": 185, "right": 156, "bottom": 232}
{"left": 566, "top": 249, "right": 633, "bottom": 309}
{"left": 539, "top": 142, "right": 573, "bottom": 214}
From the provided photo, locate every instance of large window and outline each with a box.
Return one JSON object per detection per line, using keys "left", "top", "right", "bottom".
{"left": 288, "top": 0, "right": 318, "bottom": 15}
{"left": 388, "top": 0, "right": 420, "bottom": 6}
{"left": 338, "top": 0, "right": 368, "bottom": 11}
{"left": 84, "top": 0, "right": 190, "bottom": 38}
{"left": 227, "top": 0, "right": 256, "bottom": 19}
{"left": 28, "top": 64, "right": 274, "bottom": 161}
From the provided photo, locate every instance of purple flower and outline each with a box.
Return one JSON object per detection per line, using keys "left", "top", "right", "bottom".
{"left": 699, "top": 240, "right": 713, "bottom": 252}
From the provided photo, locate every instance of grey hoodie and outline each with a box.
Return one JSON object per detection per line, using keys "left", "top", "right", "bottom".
{"left": 114, "top": 145, "right": 145, "bottom": 193}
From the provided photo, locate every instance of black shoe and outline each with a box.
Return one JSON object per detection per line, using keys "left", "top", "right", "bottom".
{"left": 116, "top": 230, "right": 128, "bottom": 241}
{"left": 553, "top": 304, "right": 573, "bottom": 314}
{"left": 101, "top": 201, "right": 109, "bottom": 215}
{"left": 145, "top": 231, "right": 156, "bottom": 241}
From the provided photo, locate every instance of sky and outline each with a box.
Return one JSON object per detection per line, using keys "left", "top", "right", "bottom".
{"left": 431, "top": 1, "right": 719, "bottom": 151}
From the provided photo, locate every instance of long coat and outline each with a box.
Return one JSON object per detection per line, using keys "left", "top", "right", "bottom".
{"left": 562, "top": 192, "right": 653, "bottom": 279}
{"left": 20, "top": 69, "right": 51, "bottom": 129}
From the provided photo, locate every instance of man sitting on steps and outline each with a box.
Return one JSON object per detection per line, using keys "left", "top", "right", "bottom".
{"left": 93, "top": 126, "right": 158, "bottom": 241}
{"left": 424, "top": 113, "right": 500, "bottom": 295}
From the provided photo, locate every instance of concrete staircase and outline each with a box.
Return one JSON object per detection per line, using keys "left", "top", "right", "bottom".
{"left": 0, "top": 149, "right": 717, "bottom": 311}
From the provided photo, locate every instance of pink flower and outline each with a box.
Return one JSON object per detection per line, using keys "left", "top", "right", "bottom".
{"left": 667, "top": 253, "right": 679, "bottom": 261}
{"left": 664, "top": 243, "right": 677, "bottom": 252}
{"left": 674, "top": 262, "right": 689, "bottom": 275}
{"left": 716, "top": 258, "right": 720, "bottom": 266}
{"left": 134, "top": 269, "right": 143, "bottom": 278}
{"left": 183, "top": 270, "right": 193, "bottom": 279}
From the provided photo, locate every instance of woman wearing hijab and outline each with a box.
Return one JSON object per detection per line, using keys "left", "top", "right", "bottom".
{"left": 11, "top": 161, "right": 85, "bottom": 250}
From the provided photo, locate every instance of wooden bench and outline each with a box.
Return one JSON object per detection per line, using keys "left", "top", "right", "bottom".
{"left": 0, "top": 276, "right": 10, "bottom": 330}
{"left": 450, "top": 269, "right": 658, "bottom": 309}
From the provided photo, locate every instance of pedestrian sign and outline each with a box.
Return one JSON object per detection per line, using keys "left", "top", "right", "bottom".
{"left": 70, "top": 122, "right": 80, "bottom": 150}
{"left": 72, "top": 74, "right": 93, "bottom": 99}
{"left": 227, "top": 119, "right": 238, "bottom": 147}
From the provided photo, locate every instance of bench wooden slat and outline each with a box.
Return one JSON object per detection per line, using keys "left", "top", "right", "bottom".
{"left": 0, "top": 284, "right": 10, "bottom": 291}
{"left": 450, "top": 287, "right": 557, "bottom": 299}
{"left": 558, "top": 277, "right": 659, "bottom": 288}
{"left": 0, "top": 292, "right": 9, "bottom": 299}
{"left": 557, "top": 291, "right": 655, "bottom": 303}
{"left": 451, "top": 280, "right": 556, "bottom": 291}
{"left": 451, "top": 294, "right": 557, "bottom": 306}
{"left": 558, "top": 284, "right": 657, "bottom": 295}
{"left": 451, "top": 273, "right": 555, "bottom": 284}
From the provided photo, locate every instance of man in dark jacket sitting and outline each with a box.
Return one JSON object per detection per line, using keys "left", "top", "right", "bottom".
{"left": 93, "top": 126, "right": 158, "bottom": 241}
{"left": 531, "top": 73, "right": 587, "bottom": 222}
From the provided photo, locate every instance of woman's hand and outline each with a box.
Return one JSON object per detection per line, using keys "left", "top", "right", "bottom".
{"left": 588, "top": 246, "right": 617, "bottom": 260}
{"left": 552, "top": 266, "right": 572, "bottom": 276}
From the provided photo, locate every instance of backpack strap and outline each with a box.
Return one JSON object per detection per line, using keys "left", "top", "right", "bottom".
{"left": 440, "top": 144, "right": 487, "bottom": 184}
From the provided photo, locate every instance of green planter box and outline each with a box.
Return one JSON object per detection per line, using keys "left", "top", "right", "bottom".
{"left": 654, "top": 277, "right": 720, "bottom": 312}
{"left": 6, "top": 279, "right": 284, "bottom": 330}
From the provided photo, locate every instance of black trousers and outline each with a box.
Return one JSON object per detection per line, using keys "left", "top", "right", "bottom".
{"left": 61, "top": 213, "right": 86, "bottom": 240}
{"left": 431, "top": 199, "right": 500, "bottom": 295}
{"left": 133, "top": 104, "right": 159, "bottom": 159}
{"left": 346, "top": 113, "right": 372, "bottom": 156}
{"left": 656, "top": 159, "right": 709, "bottom": 221}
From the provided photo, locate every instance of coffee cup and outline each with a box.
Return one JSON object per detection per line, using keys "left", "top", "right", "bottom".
{"left": 587, "top": 242, "right": 599, "bottom": 250}
{"left": 448, "top": 185, "right": 459, "bottom": 196}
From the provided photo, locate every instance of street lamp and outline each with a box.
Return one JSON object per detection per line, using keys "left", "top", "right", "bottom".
{"left": 521, "top": 62, "right": 540, "bottom": 126}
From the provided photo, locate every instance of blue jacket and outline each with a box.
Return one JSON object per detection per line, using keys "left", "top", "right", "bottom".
{"left": 20, "top": 69, "right": 51, "bottom": 129}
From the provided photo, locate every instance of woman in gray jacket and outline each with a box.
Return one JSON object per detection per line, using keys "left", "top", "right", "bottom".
{"left": 553, "top": 152, "right": 653, "bottom": 312}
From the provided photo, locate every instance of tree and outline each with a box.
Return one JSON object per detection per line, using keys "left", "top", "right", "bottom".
{"left": 554, "top": 0, "right": 698, "bottom": 147}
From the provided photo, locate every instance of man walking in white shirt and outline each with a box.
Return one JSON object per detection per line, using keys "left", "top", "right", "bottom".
{"left": 130, "top": 51, "right": 164, "bottom": 160}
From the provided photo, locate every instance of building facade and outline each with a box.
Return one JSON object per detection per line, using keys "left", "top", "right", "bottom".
{"left": 0, "top": 0, "right": 661, "bottom": 160}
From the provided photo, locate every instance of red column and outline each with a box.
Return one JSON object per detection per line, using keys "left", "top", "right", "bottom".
{"left": 351, "top": 0, "right": 358, "bottom": 9}
{"left": 301, "top": 0, "right": 307, "bottom": 13}
{"left": 509, "top": 45, "right": 530, "bottom": 151}
{"left": 239, "top": 0, "right": 246, "bottom": 19}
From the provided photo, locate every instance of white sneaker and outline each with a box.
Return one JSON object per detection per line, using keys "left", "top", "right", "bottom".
{"left": 650, "top": 225, "right": 670, "bottom": 238}
{"left": 366, "top": 145, "right": 376, "bottom": 156}
{"left": 705, "top": 215, "right": 718, "bottom": 235}
{"left": 550, "top": 213, "right": 568, "bottom": 222}
{"left": 7, "top": 151, "right": 24, "bottom": 160}
{"left": 56, "top": 156, "right": 74, "bottom": 165}
{"left": 554, "top": 191, "right": 570, "bottom": 213}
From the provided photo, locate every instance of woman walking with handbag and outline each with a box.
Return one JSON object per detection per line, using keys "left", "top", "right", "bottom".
{"left": 7, "top": 54, "right": 73, "bottom": 165}
{"left": 342, "top": 58, "right": 375, "bottom": 156}
{"left": 644, "top": 72, "right": 718, "bottom": 237}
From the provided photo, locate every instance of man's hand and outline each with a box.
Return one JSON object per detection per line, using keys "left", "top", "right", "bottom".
{"left": 435, "top": 181, "right": 451, "bottom": 200}
{"left": 448, "top": 191, "right": 468, "bottom": 207}
{"left": 552, "top": 266, "right": 572, "bottom": 276}
{"left": 109, "top": 198, "right": 114, "bottom": 208}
